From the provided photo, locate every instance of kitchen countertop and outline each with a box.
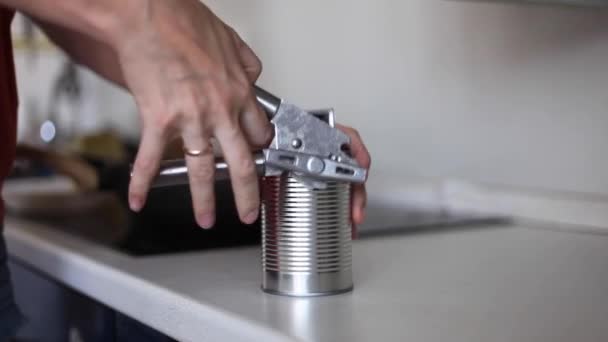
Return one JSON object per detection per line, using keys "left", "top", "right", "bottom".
{"left": 5, "top": 217, "right": 608, "bottom": 342}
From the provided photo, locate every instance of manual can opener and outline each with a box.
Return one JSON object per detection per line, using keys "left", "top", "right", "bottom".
{"left": 152, "top": 86, "right": 368, "bottom": 189}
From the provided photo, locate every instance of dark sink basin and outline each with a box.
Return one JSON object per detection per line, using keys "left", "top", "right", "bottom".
{"left": 8, "top": 156, "right": 508, "bottom": 257}
{"left": 7, "top": 159, "right": 261, "bottom": 257}
{"left": 118, "top": 181, "right": 261, "bottom": 256}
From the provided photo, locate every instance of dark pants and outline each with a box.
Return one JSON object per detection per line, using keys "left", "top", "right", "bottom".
{"left": 0, "top": 228, "right": 24, "bottom": 341}
{"left": 5, "top": 228, "right": 173, "bottom": 341}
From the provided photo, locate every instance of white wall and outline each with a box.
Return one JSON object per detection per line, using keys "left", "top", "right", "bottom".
{"left": 12, "top": 1, "right": 608, "bottom": 197}
{"left": 205, "top": 0, "right": 608, "bottom": 195}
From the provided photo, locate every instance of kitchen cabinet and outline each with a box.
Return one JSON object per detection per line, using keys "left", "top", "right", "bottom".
{"left": 10, "top": 260, "right": 173, "bottom": 342}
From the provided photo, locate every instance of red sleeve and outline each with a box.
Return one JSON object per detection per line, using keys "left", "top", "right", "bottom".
{"left": 0, "top": 7, "right": 17, "bottom": 220}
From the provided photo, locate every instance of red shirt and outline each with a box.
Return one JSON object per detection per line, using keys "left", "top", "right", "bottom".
{"left": 0, "top": 7, "right": 17, "bottom": 220}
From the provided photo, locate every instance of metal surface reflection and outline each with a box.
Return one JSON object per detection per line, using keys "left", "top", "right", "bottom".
{"left": 261, "top": 293, "right": 355, "bottom": 341}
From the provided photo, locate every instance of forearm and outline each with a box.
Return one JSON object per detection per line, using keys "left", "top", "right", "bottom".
{"left": 0, "top": 0, "right": 143, "bottom": 46}
{"left": 36, "top": 19, "right": 126, "bottom": 87}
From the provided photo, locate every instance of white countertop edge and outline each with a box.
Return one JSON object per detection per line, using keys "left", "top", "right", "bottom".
{"left": 4, "top": 218, "right": 296, "bottom": 342}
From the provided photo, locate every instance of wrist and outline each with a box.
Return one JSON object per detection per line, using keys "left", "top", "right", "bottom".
{"left": 0, "top": 0, "right": 122, "bottom": 44}
{"left": 45, "top": 0, "right": 150, "bottom": 50}
{"left": 79, "top": 0, "right": 146, "bottom": 49}
{"left": 97, "top": 0, "right": 151, "bottom": 50}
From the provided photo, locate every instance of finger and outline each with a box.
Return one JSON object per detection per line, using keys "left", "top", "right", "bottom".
{"left": 240, "top": 94, "right": 273, "bottom": 148}
{"left": 221, "top": 26, "right": 271, "bottom": 148}
{"left": 337, "top": 124, "right": 372, "bottom": 171}
{"left": 129, "top": 127, "right": 166, "bottom": 212}
{"left": 352, "top": 183, "right": 367, "bottom": 225}
{"left": 336, "top": 124, "right": 370, "bottom": 232}
{"left": 182, "top": 126, "right": 216, "bottom": 229}
{"left": 223, "top": 27, "right": 271, "bottom": 147}
{"left": 215, "top": 122, "right": 260, "bottom": 224}
{"left": 227, "top": 26, "right": 262, "bottom": 83}
{"left": 213, "top": 25, "right": 270, "bottom": 149}
{"left": 214, "top": 22, "right": 247, "bottom": 81}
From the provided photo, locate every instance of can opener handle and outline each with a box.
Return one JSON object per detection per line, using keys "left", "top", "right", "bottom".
{"left": 146, "top": 86, "right": 368, "bottom": 189}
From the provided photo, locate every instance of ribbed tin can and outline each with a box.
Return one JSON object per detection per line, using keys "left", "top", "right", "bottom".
{"left": 261, "top": 173, "right": 353, "bottom": 296}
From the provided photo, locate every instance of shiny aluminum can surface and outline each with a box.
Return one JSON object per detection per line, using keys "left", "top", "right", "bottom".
{"left": 261, "top": 174, "right": 353, "bottom": 296}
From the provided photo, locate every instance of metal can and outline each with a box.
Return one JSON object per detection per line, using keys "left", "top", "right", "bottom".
{"left": 261, "top": 173, "right": 353, "bottom": 296}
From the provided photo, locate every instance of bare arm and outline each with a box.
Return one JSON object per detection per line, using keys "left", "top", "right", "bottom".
{"left": 36, "top": 19, "right": 372, "bottom": 230}
{"left": 2, "top": 0, "right": 370, "bottom": 228}
{"left": 35, "top": 19, "right": 125, "bottom": 87}
{"left": 0, "top": 0, "right": 126, "bottom": 46}
{"left": 2, "top": 0, "right": 272, "bottom": 228}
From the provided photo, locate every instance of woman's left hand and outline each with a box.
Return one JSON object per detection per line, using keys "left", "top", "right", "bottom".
{"left": 336, "top": 124, "right": 371, "bottom": 237}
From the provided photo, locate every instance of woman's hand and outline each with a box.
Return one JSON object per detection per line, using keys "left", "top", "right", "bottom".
{"left": 336, "top": 124, "right": 371, "bottom": 237}
{"left": 28, "top": 0, "right": 371, "bottom": 233}
{"left": 117, "top": 0, "right": 272, "bottom": 228}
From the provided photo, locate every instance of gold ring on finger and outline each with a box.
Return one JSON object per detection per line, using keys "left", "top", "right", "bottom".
{"left": 183, "top": 147, "right": 205, "bottom": 157}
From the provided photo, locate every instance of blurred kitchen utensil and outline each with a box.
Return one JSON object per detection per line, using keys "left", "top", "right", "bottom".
{"left": 3, "top": 144, "right": 128, "bottom": 245}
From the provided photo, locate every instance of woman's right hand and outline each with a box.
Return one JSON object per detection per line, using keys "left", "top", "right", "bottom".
{"left": 116, "top": 0, "right": 272, "bottom": 229}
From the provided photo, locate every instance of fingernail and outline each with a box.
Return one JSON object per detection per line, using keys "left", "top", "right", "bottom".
{"left": 243, "top": 209, "right": 259, "bottom": 225}
{"left": 129, "top": 197, "right": 142, "bottom": 212}
{"left": 197, "top": 213, "right": 215, "bottom": 229}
